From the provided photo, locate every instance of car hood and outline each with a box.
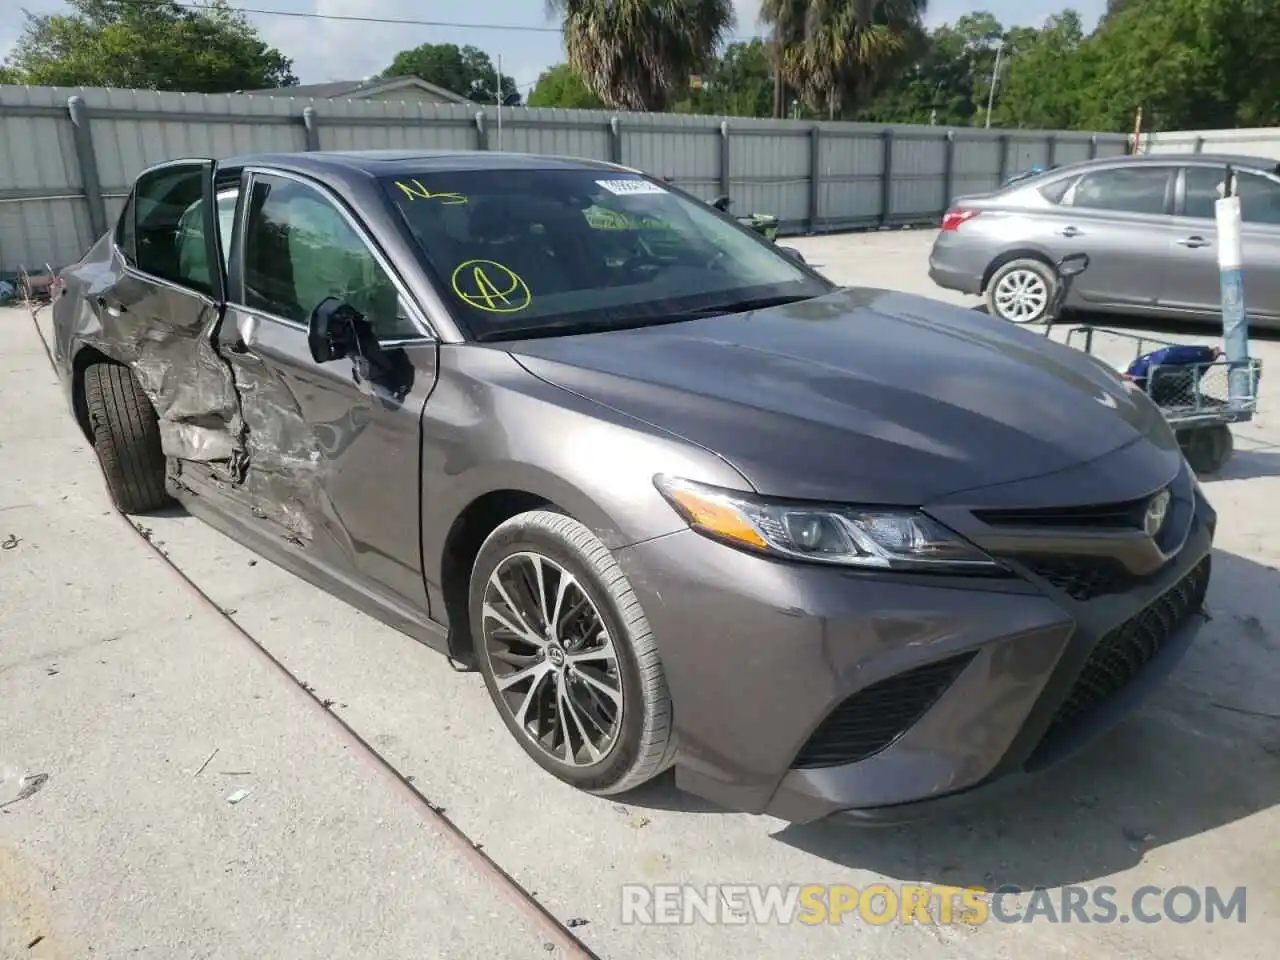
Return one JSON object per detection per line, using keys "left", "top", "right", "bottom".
{"left": 504, "top": 288, "right": 1173, "bottom": 504}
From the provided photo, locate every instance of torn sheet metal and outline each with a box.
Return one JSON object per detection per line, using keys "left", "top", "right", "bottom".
{"left": 223, "top": 353, "right": 324, "bottom": 544}
{"left": 65, "top": 243, "right": 245, "bottom": 464}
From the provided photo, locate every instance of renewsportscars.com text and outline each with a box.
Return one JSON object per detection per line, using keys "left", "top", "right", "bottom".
{"left": 620, "top": 883, "right": 1248, "bottom": 926}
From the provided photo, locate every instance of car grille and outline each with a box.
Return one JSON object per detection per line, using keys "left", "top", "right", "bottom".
{"left": 1017, "top": 555, "right": 1152, "bottom": 601}
{"left": 973, "top": 498, "right": 1148, "bottom": 530}
{"left": 1045, "top": 555, "right": 1211, "bottom": 735}
{"left": 791, "top": 652, "right": 976, "bottom": 769}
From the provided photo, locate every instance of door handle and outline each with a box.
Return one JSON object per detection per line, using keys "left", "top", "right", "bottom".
{"left": 1059, "top": 226, "right": 1083, "bottom": 238}
{"left": 1176, "top": 236, "right": 1211, "bottom": 248}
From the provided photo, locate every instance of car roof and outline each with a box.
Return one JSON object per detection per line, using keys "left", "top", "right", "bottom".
{"left": 217, "top": 149, "right": 631, "bottom": 179}
{"left": 1049, "top": 153, "right": 1280, "bottom": 176}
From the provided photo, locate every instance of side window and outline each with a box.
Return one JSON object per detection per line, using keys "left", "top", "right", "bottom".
{"left": 1237, "top": 173, "right": 1280, "bottom": 226}
{"left": 133, "top": 164, "right": 215, "bottom": 294}
{"left": 1037, "top": 177, "right": 1073, "bottom": 205}
{"left": 1183, "top": 166, "right": 1225, "bottom": 220}
{"left": 242, "top": 174, "right": 416, "bottom": 339}
{"left": 1070, "top": 167, "right": 1172, "bottom": 215}
{"left": 115, "top": 190, "right": 137, "bottom": 263}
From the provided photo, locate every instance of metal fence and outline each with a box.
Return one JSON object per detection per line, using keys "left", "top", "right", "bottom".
{"left": 1141, "top": 128, "right": 1280, "bottom": 162}
{"left": 0, "top": 83, "right": 1130, "bottom": 274}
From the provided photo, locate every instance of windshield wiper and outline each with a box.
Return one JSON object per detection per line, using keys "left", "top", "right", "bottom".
{"left": 474, "top": 313, "right": 694, "bottom": 343}
{"left": 669, "top": 293, "right": 815, "bottom": 319}
{"left": 472, "top": 294, "right": 817, "bottom": 344}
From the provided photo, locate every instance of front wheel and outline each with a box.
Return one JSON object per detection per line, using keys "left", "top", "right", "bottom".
{"left": 469, "top": 510, "right": 677, "bottom": 795}
{"left": 1180, "top": 425, "right": 1234, "bottom": 476}
{"left": 986, "top": 258, "right": 1057, "bottom": 324}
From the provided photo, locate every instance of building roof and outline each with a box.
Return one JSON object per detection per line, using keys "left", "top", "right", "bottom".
{"left": 238, "top": 75, "right": 472, "bottom": 104}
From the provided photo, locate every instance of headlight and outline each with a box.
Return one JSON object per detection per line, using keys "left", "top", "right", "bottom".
{"left": 654, "top": 475, "right": 1005, "bottom": 573}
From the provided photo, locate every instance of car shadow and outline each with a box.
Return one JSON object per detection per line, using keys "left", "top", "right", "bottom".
{"left": 1204, "top": 447, "right": 1280, "bottom": 481}
{"left": 625, "top": 547, "right": 1280, "bottom": 888}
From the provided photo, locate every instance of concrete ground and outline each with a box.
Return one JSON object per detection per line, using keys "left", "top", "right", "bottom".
{"left": 3, "top": 230, "right": 1278, "bottom": 958}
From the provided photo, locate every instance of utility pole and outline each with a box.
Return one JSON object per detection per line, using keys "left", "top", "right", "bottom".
{"left": 984, "top": 40, "right": 1004, "bottom": 129}
{"left": 496, "top": 54, "right": 503, "bottom": 151}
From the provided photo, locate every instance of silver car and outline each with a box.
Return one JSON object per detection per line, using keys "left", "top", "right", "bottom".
{"left": 929, "top": 153, "right": 1280, "bottom": 328}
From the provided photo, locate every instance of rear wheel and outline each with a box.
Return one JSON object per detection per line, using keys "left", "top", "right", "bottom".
{"left": 986, "top": 258, "right": 1056, "bottom": 324}
{"left": 82, "top": 361, "right": 170, "bottom": 514}
{"left": 469, "top": 510, "right": 676, "bottom": 795}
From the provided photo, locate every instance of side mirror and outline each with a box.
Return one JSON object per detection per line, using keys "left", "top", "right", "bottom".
{"left": 308, "top": 297, "right": 361, "bottom": 364}
{"left": 1058, "top": 252, "right": 1089, "bottom": 278}
{"left": 779, "top": 246, "right": 807, "bottom": 264}
{"left": 712, "top": 195, "right": 732, "bottom": 212}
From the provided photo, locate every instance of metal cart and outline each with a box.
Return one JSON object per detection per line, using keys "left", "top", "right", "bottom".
{"left": 1034, "top": 253, "right": 1264, "bottom": 476}
{"left": 1063, "top": 324, "right": 1263, "bottom": 475}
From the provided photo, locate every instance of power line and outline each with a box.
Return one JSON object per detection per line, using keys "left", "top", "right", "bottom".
{"left": 147, "top": 1, "right": 766, "bottom": 42}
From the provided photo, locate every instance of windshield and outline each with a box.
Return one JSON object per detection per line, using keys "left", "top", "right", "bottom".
{"left": 381, "top": 168, "right": 831, "bottom": 341}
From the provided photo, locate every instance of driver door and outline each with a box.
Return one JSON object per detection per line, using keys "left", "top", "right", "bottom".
{"left": 207, "top": 168, "right": 442, "bottom": 620}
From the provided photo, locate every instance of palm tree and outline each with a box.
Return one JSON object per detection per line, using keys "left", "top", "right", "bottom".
{"left": 549, "top": 0, "right": 734, "bottom": 112}
{"left": 761, "top": 0, "right": 928, "bottom": 120}
{"left": 758, "top": 0, "right": 807, "bottom": 117}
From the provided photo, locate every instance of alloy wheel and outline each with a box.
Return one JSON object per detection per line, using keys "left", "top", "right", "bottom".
{"left": 993, "top": 269, "right": 1049, "bottom": 323}
{"left": 481, "top": 551, "right": 624, "bottom": 767}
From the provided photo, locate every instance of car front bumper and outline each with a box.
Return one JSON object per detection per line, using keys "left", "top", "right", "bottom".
{"left": 613, "top": 459, "right": 1214, "bottom": 824}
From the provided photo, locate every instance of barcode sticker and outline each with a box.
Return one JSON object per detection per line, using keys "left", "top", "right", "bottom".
{"left": 596, "top": 179, "right": 667, "bottom": 196}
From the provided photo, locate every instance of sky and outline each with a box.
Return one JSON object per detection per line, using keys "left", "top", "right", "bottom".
{"left": 1, "top": 1, "right": 1109, "bottom": 93}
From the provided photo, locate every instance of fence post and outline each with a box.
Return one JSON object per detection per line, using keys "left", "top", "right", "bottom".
{"left": 1045, "top": 133, "right": 1057, "bottom": 168}
{"left": 302, "top": 106, "right": 320, "bottom": 151}
{"left": 66, "top": 95, "right": 107, "bottom": 239}
{"left": 609, "top": 116, "right": 622, "bottom": 164}
{"left": 997, "top": 134, "right": 1010, "bottom": 184}
{"left": 942, "top": 130, "right": 956, "bottom": 216}
{"left": 1194, "top": 135, "right": 1205, "bottom": 154}
{"left": 808, "top": 125, "right": 821, "bottom": 234}
{"left": 880, "top": 127, "right": 894, "bottom": 227}
{"left": 719, "top": 121, "right": 731, "bottom": 199}
{"left": 1088, "top": 135, "right": 1098, "bottom": 160}
{"left": 474, "top": 111, "right": 489, "bottom": 150}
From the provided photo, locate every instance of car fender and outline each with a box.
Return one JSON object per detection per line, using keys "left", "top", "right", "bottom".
{"left": 981, "top": 245, "right": 1060, "bottom": 293}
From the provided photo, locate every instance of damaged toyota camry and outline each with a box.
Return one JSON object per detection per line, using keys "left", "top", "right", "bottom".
{"left": 51, "top": 150, "right": 1214, "bottom": 824}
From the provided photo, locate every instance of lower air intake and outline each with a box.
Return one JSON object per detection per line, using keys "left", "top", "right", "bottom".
{"left": 791, "top": 652, "right": 976, "bottom": 769}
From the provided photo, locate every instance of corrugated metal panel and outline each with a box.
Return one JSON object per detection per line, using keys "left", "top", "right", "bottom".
{"left": 890, "top": 132, "right": 946, "bottom": 219}
{"left": 952, "top": 137, "right": 1002, "bottom": 199}
{"left": 1144, "top": 129, "right": 1280, "bottom": 162}
{"left": 0, "top": 82, "right": 1133, "bottom": 273}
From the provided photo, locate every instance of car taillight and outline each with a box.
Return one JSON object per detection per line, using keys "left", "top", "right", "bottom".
{"left": 941, "top": 208, "right": 979, "bottom": 231}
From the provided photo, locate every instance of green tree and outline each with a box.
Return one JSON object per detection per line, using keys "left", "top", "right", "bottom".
{"left": 674, "top": 40, "right": 776, "bottom": 116}
{"left": 381, "top": 42, "right": 520, "bottom": 105}
{"left": 859, "top": 11, "right": 1003, "bottom": 125}
{"left": 989, "top": 11, "right": 1089, "bottom": 129}
{"left": 527, "top": 64, "right": 604, "bottom": 108}
{"left": 1079, "top": 0, "right": 1280, "bottom": 131}
{"left": 550, "top": 0, "right": 735, "bottom": 111}
{"left": 0, "top": 64, "right": 20, "bottom": 84}
{"left": 6, "top": 0, "right": 296, "bottom": 91}
{"left": 762, "top": 0, "right": 929, "bottom": 120}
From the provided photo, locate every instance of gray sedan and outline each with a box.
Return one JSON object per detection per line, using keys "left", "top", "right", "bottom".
{"left": 50, "top": 149, "right": 1213, "bottom": 824}
{"left": 930, "top": 153, "right": 1280, "bottom": 327}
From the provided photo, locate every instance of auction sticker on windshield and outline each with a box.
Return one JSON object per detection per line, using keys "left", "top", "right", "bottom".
{"left": 596, "top": 179, "right": 667, "bottom": 196}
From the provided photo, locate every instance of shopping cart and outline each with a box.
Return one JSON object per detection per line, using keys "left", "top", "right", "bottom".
{"left": 1041, "top": 253, "right": 1263, "bottom": 475}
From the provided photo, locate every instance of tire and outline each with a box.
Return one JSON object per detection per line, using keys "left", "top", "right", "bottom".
{"left": 82, "top": 361, "right": 170, "bottom": 514}
{"left": 1180, "top": 425, "right": 1234, "bottom": 476}
{"left": 986, "top": 258, "right": 1057, "bottom": 325}
{"left": 469, "top": 509, "right": 676, "bottom": 795}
